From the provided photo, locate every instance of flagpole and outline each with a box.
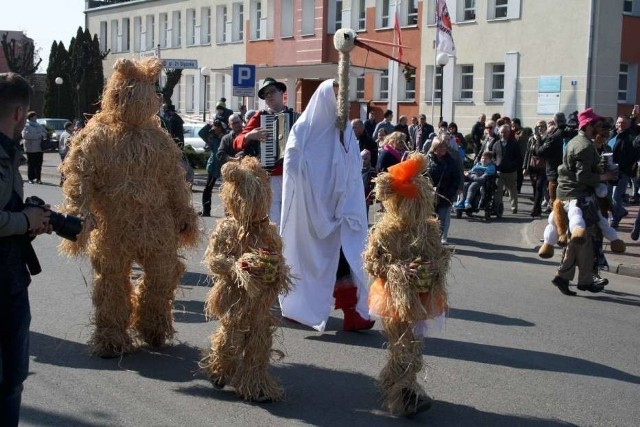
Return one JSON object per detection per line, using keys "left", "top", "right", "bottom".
{"left": 431, "top": 5, "right": 438, "bottom": 128}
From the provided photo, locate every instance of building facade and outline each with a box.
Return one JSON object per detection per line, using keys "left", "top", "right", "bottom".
{"left": 86, "top": 0, "right": 640, "bottom": 130}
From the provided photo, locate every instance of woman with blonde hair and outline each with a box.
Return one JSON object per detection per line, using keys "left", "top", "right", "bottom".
{"left": 376, "top": 131, "right": 408, "bottom": 173}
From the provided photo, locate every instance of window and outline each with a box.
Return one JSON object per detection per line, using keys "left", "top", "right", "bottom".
{"left": 328, "top": 0, "right": 343, "bottom": 34}
{"left": 490, "top": 63, "right": 505, "bottom": 100}
{"left": 251, "top": 0, "right": 263, "bottom": 39}
{"left": 406, "top": 0, "right": 418, "bottom": 26}
{"left": 378, "top": 70, "right": 389, "bottom": 100}
{"left": 401, "top": 75, "right": 416, "bottom": 101}
{"left": 495, "top": 0, "right": 508, "bottom": 18}
{"left": 624, "top": 0, "right": 633, "bottom": 13}
{"left": 99, "top": 21, "right": 107, "bottom": 51}
{"left": 301, "top": 0, "right": 315, "bottom": 35}
{"left": 435, "top": 67, "right": 443, "bottom": 101}
{"left": 356, "top": 75, "right": 365, "bottom": 99}
{"left": 133, "top": 17, "right": 141, "bottom": 51}
{"left": 352, "top": 0, "right": 366, "bottom": 30}
{"left": 460, "top": 65, "right": 473, "bottom": 100}
{"left": 110, "top": 20, "right": 118, "bottom": 52}
{"left": 160, "top": 13, "right": 168, "bottom": 48}
{"left": 145, "top": 15, "right": 155, "bottom": 50}
{"left": 463, "top": 0, "right": 476, "bottom": 21}
{"left": 172, "top": 11, "right": 181, "bottom": 47}
{"left": 619, "top": 63, "right": 629, "bottom": 102}
{"left": 217, "top": 5, "right": 228, "bottom": 43}
{"left": 202, "top": 7, "right": 211, "bottom": 44}
{"left": 186, "top": 75, "right": 195, "bottom": 113}
{"left": 377, "top": 0, "right": 391, "bottom": 28}
{"left": 281, "top": 0, "right": 294, "bottom": 37}
{"left": 122, "top": 18, "right": 130, "bottom": 51}
{"left": 202, "top": 72, "right": 211, "bottom": 112}
{"left": 232, "top": 2, "right": 244, "bottom": 41}
{"left": 187, "top": 9, "right": 196, "bottom": 45}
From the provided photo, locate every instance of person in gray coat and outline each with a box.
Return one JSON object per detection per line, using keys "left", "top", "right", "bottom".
{"left": 20, "top": 111, "right": 47, "bottom": 184}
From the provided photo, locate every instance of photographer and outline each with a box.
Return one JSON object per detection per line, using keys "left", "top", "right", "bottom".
{"left": 1, "top": 73, "right": 52, "bottom": 426}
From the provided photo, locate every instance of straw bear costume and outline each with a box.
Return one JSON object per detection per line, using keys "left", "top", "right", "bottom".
{"left": 202, "top": 156, "right": 291, "bottom": 402}
{"left": 59, "top": 58, "right": 199, "bottom": 357}
{"left": 363, "top": 153, "right": 450, "bottom": 416}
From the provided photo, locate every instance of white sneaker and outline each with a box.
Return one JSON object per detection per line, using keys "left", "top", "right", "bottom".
{"left": 440, "top": 238, "right": 448, "bottom": 245}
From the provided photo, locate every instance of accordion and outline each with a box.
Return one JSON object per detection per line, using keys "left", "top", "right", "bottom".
{"left": 259, "top": 111, "right": 300, "bottom": 168}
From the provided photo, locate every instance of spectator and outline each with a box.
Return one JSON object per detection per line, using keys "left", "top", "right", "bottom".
{"left": 524, "top": 120, "right": 548, "bottom": 217}
{"left": 454, "top": 150, "right": 497, "bottom": 210}
{"left": 216, "top": 113, "right": 245, "bottom": 168}
{"left": 352, "top": 118, "right": 378, "bottom": 168}
{"left": 393, "top": 115, "right": 411, "bottom": 143}
{"left": 414, "top": 114, "right": 435, "bottom": 152}
{"left": 493, "top": 124, "right": 521, "bottom": 214}
{"left": 214, "top": 98, "right": 234, "bottom": 128}
{"left": 475, "top": 120, "right": 497, "bottom": 162}
{"left": 162, "top": 104, "right": 184, "bottom": 148}
{"left": 512, "top": 117, "right": 532, "bottom": 193}
{"left": 426, "top": 137, "right": 461, "bottom": 244}
{"left": 408, "top": 116, "right": 419, "bottom": 149}
{"left": 377, "top": 131, "right": 407, "bottom": 173}
{"left": 373, "top": 109, "right": 395, "bottom": 137}
{"left": 58, "top": 121, "right": 75, "bottom": 186}
{"left": 537, "top": 112, "right": 567, "bottom": 213}
{"left": 20, "top": 111, "right": 47, "bottom": 184}
{"left": 1, "top": 71, "right": 53, "bottom": 426}
{"left": 609, "top": 115, "right": 640, "bottom": 228}
{"left": 198, "top": 119, "right": 227, "bottom": 217}
{"left": 375, "top": 127, "right": 388, "bottom": 150}
{"left": 470, "top": 114, "right": 486, "bottom": 159}
{"left": 364, "top": 111, "right": 377, "bottom": 139}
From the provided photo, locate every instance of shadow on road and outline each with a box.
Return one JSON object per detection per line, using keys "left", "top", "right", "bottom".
{"left": 174, "top": 299, "right": 207, "bottom": 323}
{"left": 21, "top": 404, "right": 116, "bottom": 426}
{"left": 29, "top": 331, "right": 202, "bottom": 382}
{"left": 582, "top": 288, "right": 640, "bottom": 307}
{"left": 180, "top": 271, "right": 211, "bottom": 287}
{"left": 453, "top": 247, "right": 554, "bottom": 265}
{"left": 448, "top": 308, "right": 535, "bottom": 327}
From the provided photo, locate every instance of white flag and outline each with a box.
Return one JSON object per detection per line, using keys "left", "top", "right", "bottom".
{"left": 436, "top": 0, "right": 455, "bottom": 55}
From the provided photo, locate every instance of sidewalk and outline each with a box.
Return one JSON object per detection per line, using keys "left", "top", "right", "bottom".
{"left": 529, "top": 201, "right": 640, "bottom": 279}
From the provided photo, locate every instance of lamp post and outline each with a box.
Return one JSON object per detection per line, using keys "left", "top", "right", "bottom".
{"left": 201, "top": 66, "right": 210, "bottom": 122}
{"left": 436, "top": 53, "right": 449, "bottom": 127}
{"left": 55, "top": 77, "right": 63, "bottom": 117}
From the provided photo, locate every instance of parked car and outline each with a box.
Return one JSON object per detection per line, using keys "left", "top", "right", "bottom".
{"left": 37, "top": 118, "right": 69, "bottom": 152}
{"left": 182, "top": 122, "right": 208, "bottom": 153}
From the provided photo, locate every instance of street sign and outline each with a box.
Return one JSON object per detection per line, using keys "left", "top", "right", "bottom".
{"left": 162, "top": 59, "right": 198, "bottom": 69}
{"left": 233, "top": 64, "right": 256, "bottom": 97}
{"left": 138, "top": 49, "right": 158, "bottom": 58}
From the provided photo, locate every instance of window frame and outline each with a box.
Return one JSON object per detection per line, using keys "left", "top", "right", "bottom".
{"left": 232, "top": 2, "right": 244, "bottom": 42}
{"left": 145, "top": 15, "right": 155, "bottom": 50}
{"left": 301, "top": 0, "right": 315, "bottom": 35}
{"left": 463, "top": 0, "right": 476, "bottom": 22}
{"left": 459, "top": 64, "right": 474, "bottom": 101}
{"left": 172, "top": 11, "right": 182, "bottom": 47}
{"left": 489, "top": 63, "right": 505, "bottom": 101}
{"left": 217, "top": 5, "right": 228, "bottom": 43}
{"left": 281, "top": 0, "right": 294, "bottom": 37}
{"left": 187, "top": 8, "right": 196, "bottom": 46}
{"left": 618, "top": 63, "right": 629, "bottom": 102}
{"left": 201, "top": 7, "right": 211, "bottom": 44}
{"left": 376, "top": 0, "right": 392, "bottom": 29}
{"left": 122, "top": 18, "right": 130, "bottom": 51}
{"left": 351, "top": 0, "right": 367, "bottom": 31}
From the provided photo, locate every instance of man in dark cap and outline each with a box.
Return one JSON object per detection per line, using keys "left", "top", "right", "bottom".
{"left": 162, "top": 104, "right": 184, "bottom": 148}
{"left": 233, "top": 77, "right": 296, "bottom": 226}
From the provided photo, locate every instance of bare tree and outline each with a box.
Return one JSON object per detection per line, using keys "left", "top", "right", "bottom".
{"left": 161, "top": 68, "right": 183, "bottom": 106}
{"left": 1, "top": 32, "right": 42, "bottom": 76}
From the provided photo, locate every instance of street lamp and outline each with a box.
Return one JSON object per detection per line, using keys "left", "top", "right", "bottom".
{"left": 201, "top": 66, "right": 210, "bottom": 122}
{"left": 436, "top": 52, "right": 449, "bottom": 127}
{"left": 55, "top": 77, "right": 63, "bottom": 117}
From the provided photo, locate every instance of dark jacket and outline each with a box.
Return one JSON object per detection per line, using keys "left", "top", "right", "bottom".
{"left": 557, "top": 132, "right": 602, "bottom": 200}
{"left": 415, "top": 123, "right": 435, "bottom": 152}
{"left": 376, "top": 147, "right": 402, "bottom": 173}
{"left": 471, "top": 121, "right": 484, "bottom": 151}
{"left": 492, "top": 138, "right": 521, "bottom": 173}
{"left": 612, "top": 127, "right": 640, "bottom": 176}
{"left": 364, "top": 118, "right": 377, "bottom": 139}
{"left": 427, "top": 152, "right": 461, "bottom": 208}
{"left": 166, "top": 113, "right": 185, "bottom": 146}
{"left": 357, "top": 131, "right": 378, "bottom": 168}
{"left": 536, "top": 127, "right": 564, "bottom": 181}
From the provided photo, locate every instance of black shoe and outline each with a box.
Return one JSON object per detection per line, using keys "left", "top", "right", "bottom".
{"left": 199, "top": 212, "right": 211, "bottom": 217}
{"left": 401, "top": 389, "right": 433, "bottom": 416}
{"left": 512, "top": 208, "right": 518, "bottom": 214}
{"left": 210, "top": 376, "right": 226, "bottom": 389}
{"left": 610, "top": 220, "right": 620, "bottom": 229}
{"left": 577, "top": 283, "right": 605, "bottom": 293}
{"left": 631, "top": 226, "right": 640, "bottom": 241}
{"left": 552, "top": 276, "right": 576, "bottom": 296}
{"left": 592, "top": 276, "right": 609, "bottom": 287}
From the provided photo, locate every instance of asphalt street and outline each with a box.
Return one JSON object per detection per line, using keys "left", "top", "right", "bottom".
{"left": 15, "top": 154, "right": 640, "bottom": 426}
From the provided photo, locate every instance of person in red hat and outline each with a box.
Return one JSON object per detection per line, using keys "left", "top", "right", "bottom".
{"left": 551, "top": 108, "right": 618, "bottom": 295}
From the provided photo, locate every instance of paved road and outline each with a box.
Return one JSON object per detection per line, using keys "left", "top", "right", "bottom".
{"left": 17, "top": 159, "right": 640, "bottom": 426}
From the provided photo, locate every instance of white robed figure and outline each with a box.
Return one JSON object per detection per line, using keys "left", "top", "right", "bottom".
{"left": 278, "top": 79, "right": 374, "bottom": 332}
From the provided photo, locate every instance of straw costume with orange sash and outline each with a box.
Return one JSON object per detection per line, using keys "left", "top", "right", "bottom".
{"left": 363, "top": 153, "right": 450, "bottom": 417}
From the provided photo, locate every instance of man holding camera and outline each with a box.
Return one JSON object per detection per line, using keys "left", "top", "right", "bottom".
{"left": 0, "top": 73, "right": 52, "bottom": 426}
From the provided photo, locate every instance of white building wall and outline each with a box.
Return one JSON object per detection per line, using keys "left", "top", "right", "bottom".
{"left": 86, "top": 0, "right": 248, "bottom": 120}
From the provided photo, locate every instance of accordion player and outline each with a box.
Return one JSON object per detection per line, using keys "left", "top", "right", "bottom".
{"left": 259, "top": 111, "right": 300, "bottom": 170}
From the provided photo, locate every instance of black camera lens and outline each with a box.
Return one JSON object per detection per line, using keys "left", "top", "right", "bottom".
{"left": 48, "top": 211, "right": 84, "bottom": 241}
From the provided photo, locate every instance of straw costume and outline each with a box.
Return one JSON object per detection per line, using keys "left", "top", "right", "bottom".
{"left": 202, "top": 156, "right": 291, "bottom": 402}
{"left": 363, "top": 153, "right": 450, "bottom": 417}
{"left": 59, "top": 58, "right": 199, "bottom": 357}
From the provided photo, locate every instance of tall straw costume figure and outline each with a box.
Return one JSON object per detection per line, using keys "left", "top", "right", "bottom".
{"left": 201, "top": 156, "right": 291, "bottom": 402}
{"left": 363, "top": 153, "right": 450, "bottom": 416}
{"left": 59, "top": 58, "right": 199, "bottom": 357}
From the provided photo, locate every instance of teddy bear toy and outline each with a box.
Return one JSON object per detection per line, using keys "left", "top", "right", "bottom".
{"left": 59, "top": 57, "right": 199, "bottom": 358}
{"left": 201, "top": 156, "right": 291, "bottom": 403}
{"left": 538, "top": 184, "right": 625, "bottom": 259}
{"left": 363, "top": 153, "right": 450, "bottom": 417}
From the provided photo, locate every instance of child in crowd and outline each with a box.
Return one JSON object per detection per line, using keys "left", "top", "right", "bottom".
{"left": 455, "top": 151, "right": 497, "bottom": 210}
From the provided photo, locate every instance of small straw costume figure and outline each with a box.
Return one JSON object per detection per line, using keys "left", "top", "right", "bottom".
{"left": 363, "top": 153, "right": 450, "bottom": 417}
{"left": 59, "top": 58, "right": 199, "bottom": 358}
{"left": 201, "top": 156, "right": 291, "bottom": 402}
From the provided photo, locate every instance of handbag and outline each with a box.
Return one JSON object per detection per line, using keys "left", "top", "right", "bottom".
{"left": 529, "top": 155, "right": 545, "bottom": 171}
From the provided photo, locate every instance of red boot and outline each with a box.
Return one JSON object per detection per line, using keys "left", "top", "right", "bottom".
{"left": 333, "top": 287, "right": 375, "bottom": 331}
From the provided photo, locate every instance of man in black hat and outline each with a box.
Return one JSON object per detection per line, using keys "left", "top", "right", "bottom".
{"left": 233, "top": 77, "right": 297, "bottom": 226}
{"left": 163, "top": 104, "right": 184, "bottom": 148}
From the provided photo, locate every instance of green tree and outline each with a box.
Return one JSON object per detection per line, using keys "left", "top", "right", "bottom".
{"left": 44, "top": 41, "right": 74, "bottom": 119}
{"left": 69, "top": 27, "right": 108, "bottom": 121}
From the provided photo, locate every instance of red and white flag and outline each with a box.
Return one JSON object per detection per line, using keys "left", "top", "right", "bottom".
{"left": 435, "top": 0, "right": 455, "bottom": 54}
{"left": 393, "top": 0, "right": 403, "bottom": 61}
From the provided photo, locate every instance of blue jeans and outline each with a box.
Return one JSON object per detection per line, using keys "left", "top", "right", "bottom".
{"left": 0, "top": 286, "right": 31, "bottom": 427}
{"left": 436, "top": 204, "right": 452, "bottom": 240}
{"left": 611, "top": 173, "right": 629, "bottom": 222}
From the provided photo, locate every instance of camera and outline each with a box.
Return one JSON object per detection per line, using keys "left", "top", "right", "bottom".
{"left": 24, "top": 196, "right": 83, "bottom": 241}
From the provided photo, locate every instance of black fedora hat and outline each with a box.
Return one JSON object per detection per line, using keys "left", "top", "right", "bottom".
{"left": 258, "top": 77, "right": 286, "bottom": 100}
